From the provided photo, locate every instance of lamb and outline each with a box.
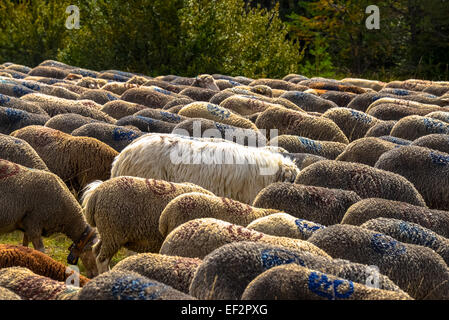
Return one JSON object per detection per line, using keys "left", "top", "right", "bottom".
{"left": 255, "top": 106, "right": 349, "bottom": 144}
{"left": 133, "top": 108, "right": 187, "bottom": 124}
{"left": 11, "top": 125, "right": 118, "bottom": 191}
{"left": 0, "top": 160, "right": 98, "bottom": 277}
{"left": 44, "top": 113, "right": 100, "bottom": 134}
{"left": 269, "top": 135, "right": 346, "bottom": 159}
{"left": 78, "top": 89, "right": 120, "bottom": 105}
{"left": 336, "top": 137, "right": 398, "bottom": 166}
{"left": 375, "top": 145, "right": 449, "bottom": 210}
{"left": 0, "top": 244, "right": 89, "bottom": 286}
{"left": 364, "top": 120, "right": 396, "bottom": 137}
{"left": 110, "top": 133, "right": 299, "bottom": 204}
{"left": 81, "top": 176, "right": 214, "bottom": 273}
{"left": 121, "top": 87, "right": 176, "bottom": 108}
{"left": 411, "top": 134, "right": 449, "bottom": 154}
{"left": 279, "top": 91, "right": 338, "bottom": 113}
{"left": 116, "top": 115, "right": 176, "bottom": 133}
{"left": 241, "top": 264, "right": 412, "bottom": 300}
{"left": 0, "top": 267, "right": 81, "bottom": 300}
{"left": 100, "top": 100, "right": 148, "bottom": 119}
{"left": 159, "top": 218, "right": 330, "bottom": 260}
{"left": 76, "top": 270, "right": 195, "bottom": 300}
{"left": 189, "top": 241, "right": 404, "bottom": 300}
{"left": 307, "top": 224, "right": 449, "bottom": 299}
{"left": 178, "top": 102, "right": 258, "bottom": 130}
{"left": 361, "top": 218, "right": 449, "bottom": 265}
{"left": 246, "top": 213, "right": 326, "bottom": 240}
{"left": 0, "top": 133, "right": 48, "bottom": 170}
{"left": 0, "top": 107, "right": 50, "bottom": 134}
{"left": 158, "top": 193, "right": 279, "bottom": 237}
{"left": 112, "top": 253, "right": 202, "bottom": 293}
{"left": 252, "top": 183, "right": 361, "bottom": 225}
{"left": 294, "top": 160, "right": 427, "bottom": 206}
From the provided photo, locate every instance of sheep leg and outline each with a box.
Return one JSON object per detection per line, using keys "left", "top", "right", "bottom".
{"left": 22, "top": 234, "right": 29, "bottom": 247}
{"left": 93, "top": 238, "right": 118, "bottom": 274}
{"left": 31, "top": 236, "right": 45, "bottom": 253}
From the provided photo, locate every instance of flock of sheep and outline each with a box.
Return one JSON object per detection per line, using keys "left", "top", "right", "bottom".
{"left": 1, "top": 59, "right": 449, "bottom": 300}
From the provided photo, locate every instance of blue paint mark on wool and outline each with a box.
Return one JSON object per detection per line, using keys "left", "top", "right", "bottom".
{"left": 350, "top": 110, "right": 372, "bottom": 124}
{"left": 308, "top": 271, "right": 354, "bottom": 300}
{"left": 430, "top": 152, "right": 449, "bottom": 166}
{"left": 12, "top": 85, "right": 33, "bottom": 97}
{"left": 113, "top": 127, "right": 139, "bottom": 142}
{"left": 261, "top": 248, "right": 305, "bottom": 270}
{"left": 20, "top": 81, "right": 41, "bottom": 91}
{"left": 398, "top": 221, "right": 437, "bottom": 247}
{"left": 136, "top": 115, "right": 157, "bottom": 124}
{"left": 160, "top": 111, "right": 181, "bottom": 123}
{"left": 111, "top": 277, "right": 164, "bottom": 300}
{"left": 215, "top": 122, "right": 232, "bottom": 134}
{"left": 207, "top": 104, "right": 231, "bottom": 120}
{"left": 298, "top": 137, "right": 322, "bottom": 153}
{"left": 295, "top": 219, "right": 325, "bottom": 236}
{"left": 112, "top": 74, "right": 128, "bottom": 82}
{"left": 371, "top": 233, "right": 406, "bottom": 256}
{"left": 0, "top": 94, "right": 11, "bottom": 105}
{"left": 393, "top": 89, "right": 410, "bottom": 96}
{"left": 106, "top": 93, "right": 118, "bottom": 101}
{"left": 423, "top": 118, "right": 447, "bottom": 133}
{"left": 152, "top": 87, "right": 172, "bottom": 96}
{"left": 5, "top": 108, "right": 27, "bottom": 123}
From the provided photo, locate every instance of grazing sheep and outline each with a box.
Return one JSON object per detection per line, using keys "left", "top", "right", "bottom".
{"left": 78, "top": 89, "right": 120, "bottom": 105}
{"left": 133, "top": 108, "right": 186, "bottom": 124}
{"left": 246, "top": 213, "right": 326, "bottom": 240}
{"left": 81, "top": 177, "right": 213, "bottom": 273}
{"left": 242, "top": 264, "right": 412, "bottom": 300}
{"left": 279, "top": 91, "right": 338, "bottom": 113}
{"left": 361, "top": 218, "right": 449, "bottom": 265}
{"left": 320, "top": 91, "right": 356, "bottom": 108}
{"left": 100, "top": 100, "right": 147, "bottom": 120}
{"left": 110, "top": 133, "right": 299, "bottom": 204}
{"left": 252, "top": 183, "right": 361, "bottom": 225}
{"left": 390, "top": 115, "right": 449, "bottom": 141}
{"left": 11, "top": 125, "right": 118, "bottom": 190}
{"left": 0, "top": 160, "right": 98, "bottom": 277}
{"left": 269, "top": 135, "right": 346, "bottom": 159}
{"left": 255, "top": 106, "right": 349, "bottom": 144}
{"left": 116, "top": 115, "right": 176, "bottom": 133}
{"left": 0, "top": 106, "right": 50, "bottom": 134}
{"left": 189, "top": 241, "right": 403, "bottom": 300}
{"left": 0, "top": 267, "right": 81, "bottom": 300}
{"left": 112, "top": 253, "right": 202, "bottom": 293}
{"left": 0, "top": 93, "right": 48, "bottom": 115}
{"left": 160, "top": 218, "right": 330, "bottom": 259}
{"left": 295, "top": 160, "right": 427, "bottom": 206}
{"left": 378, "top": 135, "right": 411, "bottom": 145}
{"left": 249, "top": 79, "right": 307, "bottom": 91}
{"left": 71, "top": 122, "right": 144, "bottom": 152}
{"left": 307, "top": 224, "right": 449, "bottom": 299}
{"left": 0, "top": 286, "right": 21, "bottom": 300}
{"left": 0, "top": 133, "right": 48, "bottom": 170}
{"left": 411, "top": 134, "right": 449, "bottom": 154}
{"left": 364, "top": 120, "right": 396, "bottom": 137}
{"left": 375, "top": 145, "right": 449, "bottom": 210}
{"left": 178, "top": 102, "right": 258, "bottom": 130}
{"left": 0, "top": 244, "right": 89, "bottom": 286}
{"left": 336, "top": 137, "right": 398, "bottom": 166}
{"left": 76, "top": 270, "right": 195, "bottom": 300}
{"left": 121, "top": 87, "right": 175, "bottom": 108}
{"left": 44, "top": 113, "right": 100, "bottom": 134}
{"left": 322, "top": 107, "right": 380, "bottom": 141}
{"left": 158, "top": 193, "right": 278, "bottom": 237}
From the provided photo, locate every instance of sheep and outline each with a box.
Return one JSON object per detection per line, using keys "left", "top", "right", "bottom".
{"left": 53, "top": 82, "right": 90, "bottom": 95}
{"left": 162, "top": 97, "right": 195, "bottom": 110}
{"left": 78, "top": 89, "right": 120, "bottom": 105}
{"left": 76, "top": 270, "right": 195, "bottom": 300}
{"left": 246, "top": 212, "right": 326, "bottom": 240}
{"left": 165, "top": 105, "right": 185, "bottom": 114}
{"left": 411, "top": 134, "right": 449, "bottom": 154}
{"left": 365, "top": 98, "right": 442, "bottom": 121}
{"left": 341, "top": 78, "right": 385, "bottom": 91}
{"left": 81, "top": 176, "right": 214, "bottom": 273}
{"left": 0, "top": 93, "right": 48, "bottom": 115}
{"left": 241, "top": 264, "right": 412, "bottom": 300}
{"left": 0, "top": 244, "right": 89, "bottom": 286}
{"left": 364, "top": 120, "right": 396, "bottom": 137}
{"left": 110, "top": 133, "right": 299, "bottom": 204}
{"left": 100, "top": 100, "right": 147, "bottom": 120}
{"left": 378, "top": 135, "right": 411, "bottom": 145}
{"left": 361, "top": 218, "right": 449, "bottom": 266}
{"left": 172, "top": 118, "right": 267, "bottom": 147}
{"left": 0, "top": 267, "right": 81, "bottom": 300}
{"left": 11, "top": 125, "right": 118, "bottom": 191}
{"left": 209, "top": 90, "right": 237, "bottom": 105}
{"left": 98, "top": 72, "right": 130, "bottom": 82}
{"left": 255, "top": 106, "right": 349, "bottom": 144}
{"left": 0, "top": 133, "right": 48, "bottom": 170}
{"left": 69, "top": 68, "right": 100, "bottom": 79}
{"left": 252, "top": 183, "right": 361, "bottom": 225}
{"left": 142, "top": 80, "right": 186, "bottom": 94}
{"left": 16, "top": 79, "right": 80, "bottom": 100}
{"left": 320, "top": 91, "right": 356, "bottom": 108}
{"left": 77, "top": 77, "right": 108, "bottom": 89}
{"left": 5, "top": 64, "right": 31, "bottom": 74}
{"left": 249, "top": 79, "right": 307, "bottom": 91}
{"left": 170, "top": 77, "right": 195, "bottom": 86}
{"left": 71, "top": 122, "right": 144, "bottom": 152}
{"left": 126, "top": 75, "right": 152, "bottom": 85}
{"left": 283, "top": 74, "right": 308, "bottom": 82}
{"left": 307, "top": 82, "right": 367, "bottom": 95}
{"left": 220, "top": 95, "right": 298, "bottom": 116}
{"left": 0, "top": 80, "right": 35, "bottom": 97}
{"left": 279, "top": 91, "right": 338, "bottom": 113}
{"left": 38, "top": 60, "right": 74, "bottom": 70}
{"left": 178, "top": 102, "right": 258, "bottom": 130}
{"left": 336, "top": 137, "right": 398, "bottom": 166}
{"left": 423, "top": 85, "right": 449, "bottom": 97}
{"left": 133, "top": 108, "right": 187, "bottom": 124}
{"left": 269, "top": 135, "right": 346, "bottom": 159}
{"left": 307, "top": 224, "right": 449, "bottom": 299}
{"left": 322, "top": 107, "right": 381, "bottom": 141}
{"left": 283, "top": 152, "right": 326, "bottom": 170}
{"left": 0, "top": 70, "right": 28, "bottom": 79}
{"left": 21, "top": 93, "right": 115, "bottom": 123}
{"left": 160, "top": 218, "right": 330, "bottom": 260}
{"left": 0, "top": 107, "right": 50, "bottom": 134}
{"left": 295, "top": 160, "right": 427, "bottom": 206}
{"left": 112, "top": 253, "right": 202, "bottom": 294}
{"left": 158, "top": 193, "right": 279, "bottom": 237}
{"left": 101, "top": 82, "right": 139, "bottom": 95}
{"left": 375, "top": 145, "right": 449, "bottom": 210}
{"left": 426, "top": 111, "right": 449, "bottom": 123}
{"left": 28, "top": 66, "right": 70, "bottom": 79}
{"left": 191, "top": 74, "right": 220, "bottom": 91}
{"left": 121, "top": 87, "right": 176, "bottom": 108}
{"left": 189, "top": 241, "right": 404, "bottom": 300}
{"left": 116, "top": 115, "right": 176, "bottom": 133}
{"left": 0, "top": 160, "right": 98, "bottom": 277}
{"left": 0, "top": 286, "right": 21, "bottom": 300}
{"left": 44, "top": 113, "right": 100, "bottom": 134}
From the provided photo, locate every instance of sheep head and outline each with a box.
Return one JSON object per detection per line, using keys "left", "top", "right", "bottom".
{"left": 67, "top": 226, "right": 99, "bottom": 278}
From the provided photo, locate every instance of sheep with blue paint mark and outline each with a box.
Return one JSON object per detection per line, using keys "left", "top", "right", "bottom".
{"left": 0, "top": 107, "right": 50, "bottom": 134}
{"left": 378, "top": 135, "right": 411, "bottom": 145}
{"left": 0, "top": 80, "right": 35, "bottom": 97}
{"left": 375, "top": 145, "right": 449, "bottom": 210}
{"left": 308, "top": 224, "right": 449, "bottom": 299}
{"left": 134, "top": 108, "right": 186, "bottom": 124}
{"left": 44, "top": 113, "right": 100, "bottom": 134}
{"left": 0, "top": 133, "right": 48, "bottom": 170}
{"left": 426, "top": 111, "right": 449, "bottom": 124}
{"left": 269, "top": 135, "right": 346, "bottom": 159}
{"left": 0, "top": 93, "right": 48, "bottom": 116}
{"left": 78, "top": 89, "right": 120, "bottom": 105}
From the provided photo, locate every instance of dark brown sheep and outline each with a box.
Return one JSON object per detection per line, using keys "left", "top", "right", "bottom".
{"left": 269, "top": 135, "right": 346, "bottom": 159}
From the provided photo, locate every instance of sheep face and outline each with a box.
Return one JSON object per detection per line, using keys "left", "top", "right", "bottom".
{"left": 193, "top": 75, "right": 220, "bottom": 91}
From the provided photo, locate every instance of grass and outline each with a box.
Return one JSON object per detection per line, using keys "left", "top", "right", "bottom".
{"left": 0, "top": 231, "right": 130, "bottom": 277}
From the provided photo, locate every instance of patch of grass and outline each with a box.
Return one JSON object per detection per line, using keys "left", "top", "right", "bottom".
{"left": 0, "top": 231, "right": 129, "bottom": 277}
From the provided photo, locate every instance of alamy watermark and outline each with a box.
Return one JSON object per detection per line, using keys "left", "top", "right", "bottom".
{"left": 65, "top": 5, "right": 80, "bottom": 30}
{"left": 365, "top": 265, "right": 380, "bottom": 289}
{"left": 366, "top": 5, "right": 380, "bottom": 30}
{"left": 65, "top": 265, "right": 80, "bottom": 287}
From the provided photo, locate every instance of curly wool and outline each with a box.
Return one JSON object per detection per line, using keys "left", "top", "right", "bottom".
{"left": 0, "top": 106, "right": 50, "bottom": 134}
{"left": 99, "top": 100, "right": 147, "bottom": 120}
{"left": 159, "top": 218, "right": 330, "bottom": 260}
{"left": 269, "top": 135, "right": 346, "bottom": 159}
{"left": 78, "top": 89, "right": 120, "bottom": 105}
{"left": 0, "top": 93, "right": 48, "bottom": 115}
{"left": 411, "top": 134, "right": 449, "bottom": 154}
{"left": 44, "top": 113, "right": 100, "bottom": 134}
{"left": 279, "top": 91, "right": 338, "bottom": 113}
{"left": 364, "top": 120, "right": 396, "bottom": 137}
{"left": 179, "top": 87, "right": 217, "bottom": 102}
{"left": 121, "top": 86, "right": 177, "bottom": 109}
{"left": 0, "top": 133, "right": 48, "bottom": 170}
{"left": 390, "top": 115, "right": 449, "bottom": 140}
